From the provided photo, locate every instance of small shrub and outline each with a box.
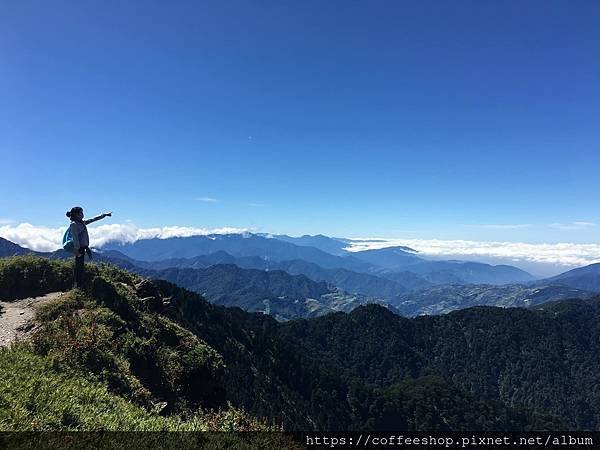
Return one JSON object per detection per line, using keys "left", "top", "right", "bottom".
{"left": 0, "top": 256, "right": 72, "bottom": 300}
{"left": 35, "top": 289, "right": 91, "bottom": 322}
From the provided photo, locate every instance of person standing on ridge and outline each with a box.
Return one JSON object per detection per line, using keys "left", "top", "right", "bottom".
{"left": 66, "top": 207, "right": 112, "bottom": 288}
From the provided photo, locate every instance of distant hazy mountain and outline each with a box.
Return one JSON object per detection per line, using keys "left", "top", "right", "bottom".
{"left": 352, "top": 246, "right": 534, "bottom": 284}
{"left": 378, "top": 260, "right": 534, "bottom": 285}
{"left": 268, "top": 259, "right": 411, "bottom": 299}
{"left": 151, "top": 264, "right": 388, "bottom": 321}
{"left": 406, "top": 261, "right": 535, "bottom": 284}
{"left": 104, "top": 249, "right": 413, "bottom": 300}
{"left": 100, "top": 249, "right": 262, "bottom": 271}
{"left": 269, "top": 234, "right": 350, "bottom": 256}
{"left": 101, "top": 234, "right": 372, "bottom": 272}
{"left": 393, "top": 284, "right": 593, "bottom": 317}
{"left": 0, "top": 238, "right": 33, "bottom": 257}
{"left": 352, "top": 246, "right": 423, "bottom": 268}
{"left": 414, "top": 270, "right": 468, "bottom": 285}
{"left": 363, "top": 269, "right": 434, "bottom": 291}
{"left": 543, "top": 263, "right": 600, "bottom": 292}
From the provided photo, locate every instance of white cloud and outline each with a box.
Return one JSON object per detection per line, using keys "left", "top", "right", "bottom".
{"left": 0, "top": 223, "right": 65, "bottom": 252}
{"left": 0, "top": 223, "right": 248, "bottom": 252}
{"left": 247, "top": 203, "right": 269, "bottom": 207}
{"left": 481, "top": 224, "right": 532, "bottom": 230}
{"left": 344, "top": 237, "right": 600, "bottom": 267}
{"left": 0, "top": 219, "right": 15, "bottom": 225}
{"left": 194, "top": 197, "right": 218, "bottom": 203}
{"left": 549, "top": 222, "right": 596, "bottom": 230}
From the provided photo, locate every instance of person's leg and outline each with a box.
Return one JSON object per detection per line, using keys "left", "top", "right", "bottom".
{"left": 74, "top": 253, "right": 84, "bottom": 288}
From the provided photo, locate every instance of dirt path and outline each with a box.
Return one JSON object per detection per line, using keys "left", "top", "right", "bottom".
{"left": 0, "top": 292, "right": 64, "bottom": 347}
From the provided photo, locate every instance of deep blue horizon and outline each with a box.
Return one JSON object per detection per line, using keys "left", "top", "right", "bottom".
{"left": 1, "top": 1, "right": 599, "bottom": 249}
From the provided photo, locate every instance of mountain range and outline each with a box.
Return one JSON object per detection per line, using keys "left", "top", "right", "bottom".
{"left": 96, "top": 247, "right": 590, "bottom": 320}
{"left": 102, "top": 233, "right": 373, "bottom": 272}
{"left": 101, "top": 249, "right": 415, "bottom": 299}
{"left": 101, "top": 233, "right": 535, "bottom": 285}
{"left": 2, "top": 235, "right": 600, "bottom": 321}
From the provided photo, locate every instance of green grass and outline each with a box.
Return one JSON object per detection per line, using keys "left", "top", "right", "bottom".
{"left": 0, "top": 344, "right": 282, "bottom": 435}
{"left": 0, "top": 256, "right": 285, "bottom": 437}
{"left": 0, "top": 344, "right": 189, "bottom": 431}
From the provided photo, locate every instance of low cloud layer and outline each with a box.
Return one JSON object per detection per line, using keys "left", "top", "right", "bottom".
{"left": 0, "top": 223, "right": 248, "bottom": 252}
{"left": 344, "top": 238, "right": 600, "bottom": 268}
{"left": 549, "top": 222, "right": 597, "bottom": 230}
{"left": 481, "top": 224, "right": 532, "bottom": 230}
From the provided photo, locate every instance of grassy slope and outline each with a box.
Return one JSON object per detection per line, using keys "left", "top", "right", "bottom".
{"left": 0, "top": 344, "right": 191, "bottom": 431}
{"left": 0, "top": 256, "right": 283, "bottom": 437}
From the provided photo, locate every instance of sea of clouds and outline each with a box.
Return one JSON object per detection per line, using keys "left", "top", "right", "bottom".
{"left": 344, "top": 237, "right": 600, "bottom": 268}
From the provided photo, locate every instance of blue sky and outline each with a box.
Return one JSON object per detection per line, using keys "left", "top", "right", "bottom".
{"left": 1, "top": 1, "right": 599, "bottom": 248}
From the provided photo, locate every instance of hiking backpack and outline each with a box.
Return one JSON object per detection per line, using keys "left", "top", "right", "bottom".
{"left": 62, "top": 227, "right": 74, "bottom": 252}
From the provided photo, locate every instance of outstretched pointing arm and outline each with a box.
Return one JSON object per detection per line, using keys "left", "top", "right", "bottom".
{"left": 84, "top": 212, "right": 112, "bottom": 225}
